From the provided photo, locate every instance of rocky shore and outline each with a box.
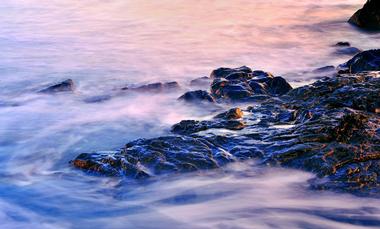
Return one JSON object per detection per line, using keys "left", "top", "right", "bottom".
{"left": 71, "top": 50, "right": 380, "bottom": 197}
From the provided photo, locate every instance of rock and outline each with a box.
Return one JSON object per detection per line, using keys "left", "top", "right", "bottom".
{"left": 312, "top": 66, "right": 336, "bottom": 73}
{"left": 132, "top": 81, "right": 180, "bottom": 93}
{"left": 178, "top": 90, "right": 215, "bottom": 103}
{"left": 349, "top": 0, "right": 380, "bottom": 30}
{"left": 340, "top": 49, "right": 380, "bottom": 73}
{"left": 72, "top": 62, "right": 380, "bottom": 197}
{"left": 209, "top": 67, "right": 291, "bottom": 101}
{"left": 335, "top": 42, "right": 351, "bottom": 47}
{"left": 72, "top": 136, "right": 223, "bottom": 177}
{"left": 210, "top": 66, "right": 252, "bottom": 79}
{"left": 214, "top": 108, "right": 243, "bottom": 120}
{"left": 266, "top": 76, "right": 293, "bottom": 95}
{"left": 39, "top": 79, "right": 75, "bottom": 94}
{"left": 171, "top": 118, "right": 245, "bottom": 135}
{"left": 335, "top": 47, "right": 362, "bottom": 55}
{"left": 83, "top": 95, "right": 112, "bottom": 103}
{"left": 190, "top": 76, "right": 211, "bottom": 87}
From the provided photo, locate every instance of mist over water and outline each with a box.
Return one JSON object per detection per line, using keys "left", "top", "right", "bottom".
{"left": 0, "top": 0, "right": 379, "bottom": 228}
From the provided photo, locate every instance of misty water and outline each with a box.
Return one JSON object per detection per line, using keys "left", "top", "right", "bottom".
{"left": 0, "top": 0, "right": 380, "bottom": 228}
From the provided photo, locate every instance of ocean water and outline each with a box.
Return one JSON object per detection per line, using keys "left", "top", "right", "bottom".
{"left": 0, "top": 0, "right": 379, "bottom": 228}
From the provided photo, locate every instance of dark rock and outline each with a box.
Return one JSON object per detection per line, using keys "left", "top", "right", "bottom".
{"left": 210, "top": 66, "right": 252, "bottom": 79}
{"left": 39, "top": 79, "right": 75, "bottom": 94}
{"left": 132, "top": 81, "right": 180, "bottom": 93}
{"left": 266, "top": 76, "right": 293, "bottom": 95}
{"left": 72, "top": 62, "right": 380, "bottom": 197}
{"left": 349, "top": 0, "right": 380, "bottom": 30}
{"left": 335, "top": 42, "right": 351, "bottom": 47}
{"left": 340, "top": 49, "right": 380, "bottom": 73}
{"left": 178, "top": 90, "right": 215, "bottom": 103}
{"left": 190, "top": 76, "right": 211, "bottom": 87}
{"left": 335, "top": 47, "right": 362, "bottom": 55}
{"left": 83, "top": 95, "right": 112, "bottom": 103}
{"left": 312, "top": 66, "right": 335, "bottom": 73}
{"left": 71, "top": 136, "right": 223, "bottom": 177}
{"left": 171, "top": 119, "right": 245, "bottom": 135}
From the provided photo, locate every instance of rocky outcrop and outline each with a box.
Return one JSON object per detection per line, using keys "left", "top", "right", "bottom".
{"left": 39, "top": 79, "right": 75, "bottom": 94}
{"left": 349, "top": 0, "right": 380, "bottom": 30}
{"left": 177, "top": 67, "right": 292, "bottom": 103}
{"left": 72, "top": 51, "right": 380, "bottom": 196}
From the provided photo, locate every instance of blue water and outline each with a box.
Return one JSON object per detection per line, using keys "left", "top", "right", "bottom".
{"left": 0, "top": 0, "right": 380, "bottom": 228}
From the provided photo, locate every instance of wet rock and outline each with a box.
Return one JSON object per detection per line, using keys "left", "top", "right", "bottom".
{"left": 171, "top": 119, "right": 245, "bottom": 135}
{"left": 312, "top": 66, "right": 335, "bottom": 74}
{"left": 72, "top": 62, "right": 380, "bottom": 197}
{"left": 266, "top": 77, "right": 293, "bottom": 95}
{"left": 71, "top": 136, "right": 227, "bottom": 177}
{"left": 340, "top": 49, "right": 380, "bottom": 73}
{"left": 335, "top": 47, "right": 362, "bottom": 56}
{"left": 39, "top": 79, "right": 75, "bottom": 94}
{"left": 178, "top": 90, "right": 215, "bottom": 103}
{"left": 214, "top": 108, "right": 243, "bottom": 120}
{"left": 349, "top": 0, "right": 380, "bottom": 30}
{"left": 209, "top": 67, "right": 291, "bottom": 101}
{"left": 335, "top": 42, "right": 351, "bottom": 47}
{"left": 210, "top": 66, "right": 252, "bottom": 79}
{"left": 190, "top": 76, "right": 211, "bottom": 87}
{"left": 132, "top": 81, "right": 180, "bottom": 93}
{"left": 83, "top": 95, "right": 112, "bottom": 103}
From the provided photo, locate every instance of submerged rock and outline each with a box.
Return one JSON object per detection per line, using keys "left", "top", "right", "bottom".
{"left": 178, "top": 90, "right": 215, "bottom": 103}
{"left": 312, "top": 65, "right": 335, "bottom": 73}
{"left": 349, "top": 0, "right": 380, "bottom": 30}
{"left": 335, "top": 47, "right": 362, "bottom": 56}
{"left": 132, "top": 81, "right": 180, "bottom": 93}
{"left": 72, "top": 54, "right": 380, "bottom": 196}
{"left": 190, "top": 76, "right": 211, "bottom": 87}
{"left": 39, "top": 79, "right": 75, "bottom": 94}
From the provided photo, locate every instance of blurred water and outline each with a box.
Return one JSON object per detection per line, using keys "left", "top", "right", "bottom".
{"left": 0, "top": 0, "right": 379, "bottom": 228}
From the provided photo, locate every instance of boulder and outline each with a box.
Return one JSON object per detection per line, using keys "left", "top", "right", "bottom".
{"left": 349, "top": 0, "right": 380, "bottom": 30}
{"left": 340, "top": 49, "right": 380, "bottom": 73}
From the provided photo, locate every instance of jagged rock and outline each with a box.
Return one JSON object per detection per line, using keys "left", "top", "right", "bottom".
{"left": 39, "top": 79, "right": 75, "bottom": 94}
{"left": 340, "top": 49, "right": 380, "bottom": 73}
{"left": 72, "top": 61, "right": 380, "bottom": 197}
{"left": 178, "top": 90, "right": 215, "bottom": 103}
{"left": 349, "top": 0, "right": 380, "bottom": 30}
